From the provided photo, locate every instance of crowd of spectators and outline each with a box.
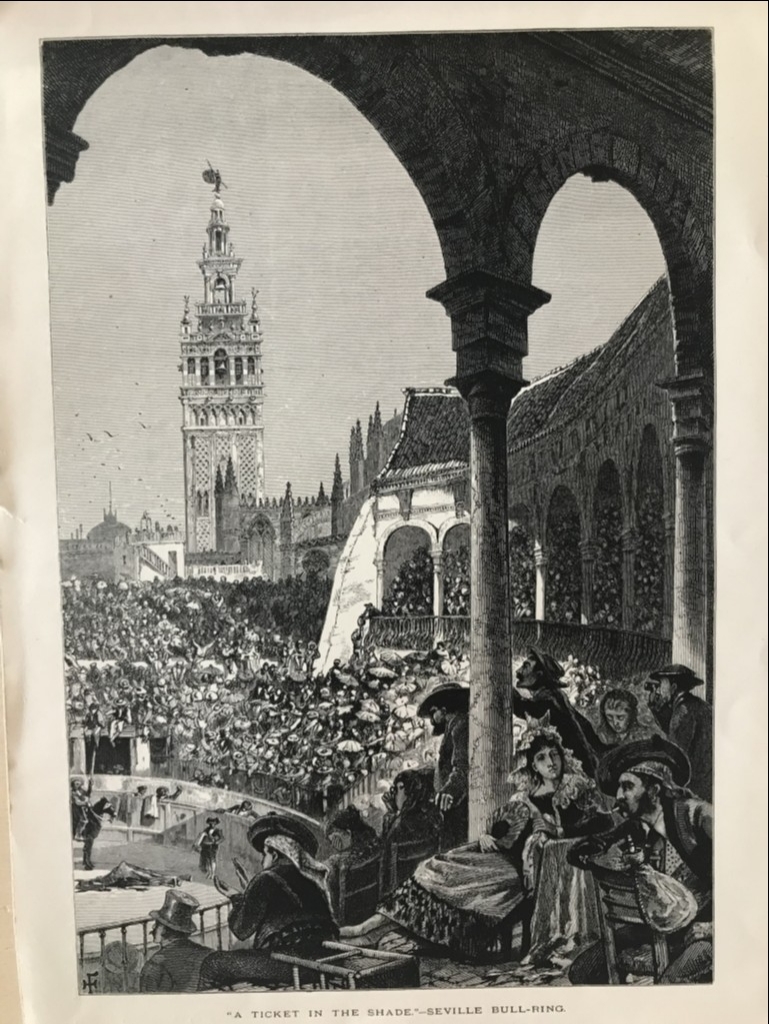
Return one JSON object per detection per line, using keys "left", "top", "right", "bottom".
{"left": 61, "top": 573, "right": 332, "bottom": 665}
{"left": 592, "top": 503, "right": 623, "bottom": 627}
{"left": 65, "top": 575, "right": 469, "bottom": 802}
{"left": 634, "top": 496, "right": 665, "bottom": 634}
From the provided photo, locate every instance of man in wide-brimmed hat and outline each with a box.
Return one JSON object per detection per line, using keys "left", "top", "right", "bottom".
{"left": 139, "top": 889, "right": 212, "bottom": 993}
{"left": 200, "top": 813, "right": 336, "bottom": 990}
{"left": 644, "top": 664, "right": 712, "bottom": 800}
{"left": 512, "top": 647, "right": 607, "bottom": 777}
{"left": 417, "top": 681, "right": 469, "bottom": 849}
{"left": 567, "top": 737, "right": 712, "bottom": 985}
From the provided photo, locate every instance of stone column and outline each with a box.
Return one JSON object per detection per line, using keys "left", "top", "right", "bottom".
{"left": 579, "top": 541, "right": 597, "bottom": 625}
{"left": 132, "top": 737, "right": 151, "bottom": 775}
{"left": 621, "top": 528, "right": 639, "bottom": 630}
{"left": 432, "top": 549, "right": 444, "bottom": 618}
{"left": 662, "top": 512, "right": 676, "bottom": 638}
{"left": 428, "top": 270, "right": 550, "bottom": 838}
{"left": 70, "top": 736, "right": 87, "bottom": 775}
{"left": 534, "top": 542, "right": 548, "bottom": 621}
{"left": 662, "top": 372, "right": 712, "bottom": 691}
{"left": 374, "top": 554, "right": 385, "bottom": 610}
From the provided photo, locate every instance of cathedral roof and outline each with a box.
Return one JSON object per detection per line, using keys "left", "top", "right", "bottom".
{"left": 86, "top": 511, "right": 132, "bottom": 544}
{"left": 374, "top": 277, "right": 670, "bottom": 488}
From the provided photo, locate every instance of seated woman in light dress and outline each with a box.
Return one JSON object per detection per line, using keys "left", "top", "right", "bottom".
{"left": 342, "top": 719, "right": 611, "bottom": 962}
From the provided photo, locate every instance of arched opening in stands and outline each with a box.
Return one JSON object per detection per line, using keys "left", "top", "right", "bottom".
{"left": 381, "top": 525, "right": 434, "bottom": 616}
{"left": 244, "top": 516, "right": 276, "bottom": 580}
{"left": 635, "top": 425, "right": 666, "bottom": 634}
{"left": 509, "top": 504, "right": 535, "bottom": 620}
{"left": 592, "top": 460, "right": 624, "bottom": 627}
{"left": 442, "top": 523, "right": 470, "bottom": 617}
{"left": 546, "top": 486, "right": 581, "bottom": 623}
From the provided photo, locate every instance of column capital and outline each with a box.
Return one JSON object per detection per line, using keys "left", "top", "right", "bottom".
{"left": 428, "top": 270, "right": 550, "bottom": 395}
{"left": 658, "top": 370, "right": 713, "bottom": 456}
{"left": 45, "top": 122, "right": 89, "bottom": 205}
{"left": 621, "top": 527, "right": 640, "bottom": 552}
{"left": 579, "top": 540, "right": 599, "bottom": 562}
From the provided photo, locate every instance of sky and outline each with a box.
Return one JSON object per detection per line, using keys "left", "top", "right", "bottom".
{"left": 46, "top": 47, "right": 666, "bottom": 539}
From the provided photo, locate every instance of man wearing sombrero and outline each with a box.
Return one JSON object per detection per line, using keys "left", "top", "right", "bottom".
{"left": 199, "top": 813, "right": 337, "bottom": 989}
{"left": 417, "top": 681, "right": 469, "bottom": 849}
{"left": 567, "top": 737, "right": 712, "bottom": 985}
{"left": 512, "top": 648, "right": 606, "bottom": 776}
{"left": 645, "top": 664, "right": 712, "bottom": 801}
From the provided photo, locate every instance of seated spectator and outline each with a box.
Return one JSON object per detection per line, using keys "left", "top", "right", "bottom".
{"left": 380, "top": 768, "right": 442, "bottom": 896}
{"left": 324, "top": 805, "right": 381, "bottom": 920}
{"left": 344, "top": 724, "right": 610, "bottom": 962}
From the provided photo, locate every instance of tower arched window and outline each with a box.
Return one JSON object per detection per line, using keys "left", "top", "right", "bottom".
{"left": 200, "top": 357, "right": 209, "bottom": 384}
{"left": 214, "top": 349, "right": 229, "bottom": 384}
{"left": 187, "top": 357, "right": 196, "bottom": 378}
{"left": 234, "top": 357, "right": 243, "bottom": 382}
{"left": 247, "top": 356, "right": 256, "bottom": 377}
{"left": 213, "top": 276, "right": 228, "bottom": 304}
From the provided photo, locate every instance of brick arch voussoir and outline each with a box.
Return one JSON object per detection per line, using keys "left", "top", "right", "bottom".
{"left": 45, "top": 37, "right": 500, "bottom": 278}
{"left": 503, "top": 130, "right": 712, "bottom": 366}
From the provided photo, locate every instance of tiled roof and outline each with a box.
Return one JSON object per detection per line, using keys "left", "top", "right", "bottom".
{"left": 508, "top": 278, "right": 671, "bottom": 450}
{"left": 374, "top": 388, "right": 470, "bottom": 489}
{"left": 375, "top": 278, "right": 670, "bottom": 485}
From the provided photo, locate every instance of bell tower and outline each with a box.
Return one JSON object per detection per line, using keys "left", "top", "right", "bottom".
{"left": 180, "top": 174, "right": 266, "bottom": 554}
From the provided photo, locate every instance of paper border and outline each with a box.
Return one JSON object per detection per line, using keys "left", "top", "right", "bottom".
{"left": 1, "top": 3, "right": 767, "bottom": 1023}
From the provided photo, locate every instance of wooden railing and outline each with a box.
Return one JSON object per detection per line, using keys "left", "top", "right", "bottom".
{"left": 165, "top": 758, "right": 325, "bottom": 818}
{"left": 77, "top": 897, "right": 230, "bottom": 991}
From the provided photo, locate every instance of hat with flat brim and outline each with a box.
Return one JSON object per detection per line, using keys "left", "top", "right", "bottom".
{"left": 525, "top": 648, "right": 567, "bottom": 688}
{"left": 417, "top": 682, "right": 470, "bottom": 718}
{"left": 246, "top": 813, "right": 320, "bottom": 857}
{"left": 647, "top": 664, "right": 704, "bottom": 690}
{"left": 596, "top": 737, "right": 691, "bottom": 796}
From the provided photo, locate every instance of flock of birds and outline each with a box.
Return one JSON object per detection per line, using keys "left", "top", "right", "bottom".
{"left": 63, "top": 402, "right": 181, "bottom": 528}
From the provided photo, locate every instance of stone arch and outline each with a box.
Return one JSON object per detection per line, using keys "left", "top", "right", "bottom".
{"left": 634, "top": 425, "right": 666, "bottom": 634}
{"left": 592, "top": 459, "right": 624, "bottom": 627}
{"left": 509, "top": 129, "right": 711, "bottom": 374}
{"left": 43, "top": 40, "right": 500, "bottom": 276}
{"left": 509, "top": 503, "right": 535, "bottom": 620}
{"left": 441, "top": 522, "right": 470, "bottom": 617}
{"left": 243, "top": 515, "right": 276, "bottom": 580}
{"left": 381, "top": 523, "right": 435, "bottom": 616}
{"left": 545, "top": 485, "right": 581, "bottom": 623}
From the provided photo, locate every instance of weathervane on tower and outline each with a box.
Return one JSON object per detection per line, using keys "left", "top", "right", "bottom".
{"left": 202, "top": 161, "right": 227, "bottom": 194}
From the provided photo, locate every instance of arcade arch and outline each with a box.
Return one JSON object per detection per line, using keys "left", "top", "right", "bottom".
{"left": 45, "top": 34, "right": 712, "bottom": 833}
{"left": 545, "top": 486, "right": 582, "bottom": 624}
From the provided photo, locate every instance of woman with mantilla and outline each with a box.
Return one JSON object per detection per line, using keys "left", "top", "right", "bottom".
{"left": 343, "top": 719, "right": 610, "bottom": 962}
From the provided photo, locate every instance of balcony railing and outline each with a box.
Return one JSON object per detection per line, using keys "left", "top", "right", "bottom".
{"left": 186, "top": 563, "right": 264, "bottom": 579}
{"left": 196, "top": 301, "right": 247, "bottom": 316}
{"left": 366, "top": 615, "right": 470, "bottom": 650}
{"left": 367, "top": 615, "right": 672, "bottom": 678}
